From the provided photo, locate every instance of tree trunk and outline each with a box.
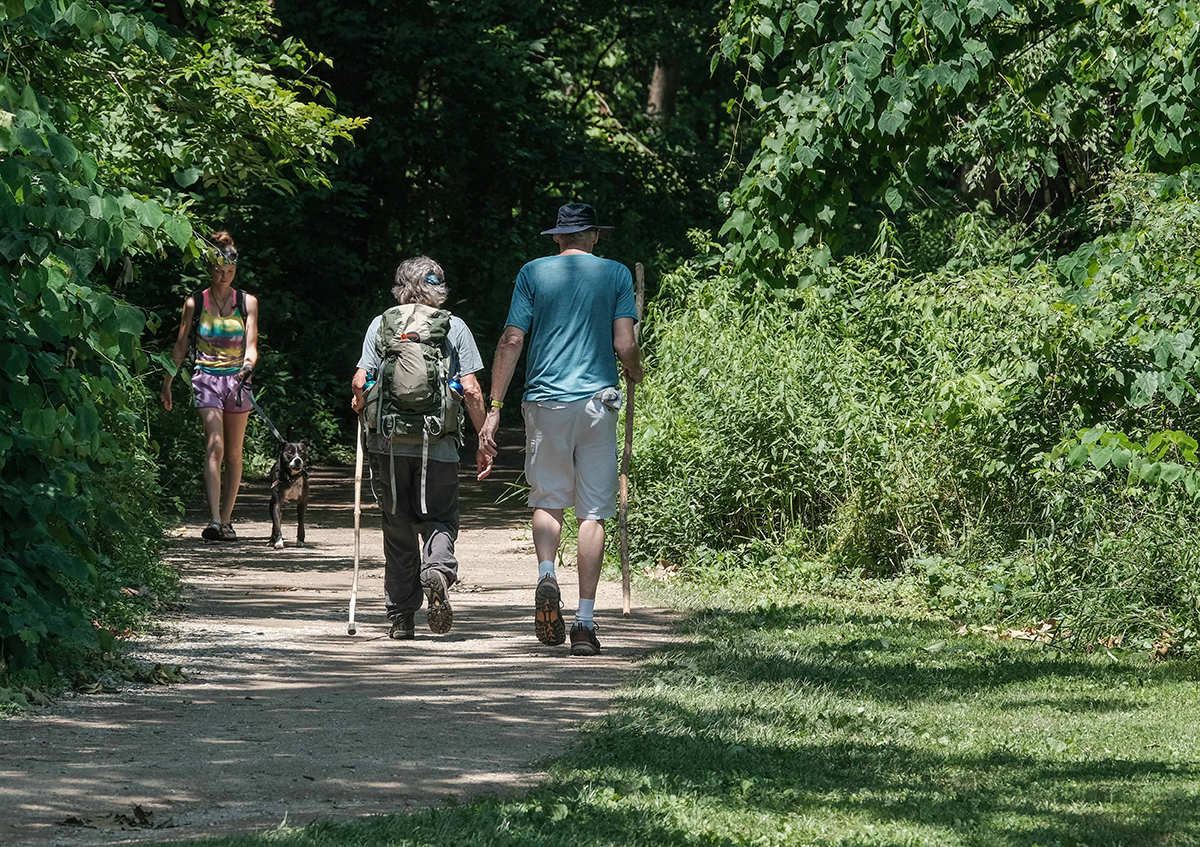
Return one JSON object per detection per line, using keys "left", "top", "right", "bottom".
{"left": 646, "top": 60, "right": 680, "bottom": 122}
{"left": 164, "top": 0, "right": 186, "bottom": 26}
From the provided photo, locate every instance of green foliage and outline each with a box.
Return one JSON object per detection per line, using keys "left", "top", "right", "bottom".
{"left": 718, "top": 0, "right": 1200, "bottom": 280}
{"left": 0, "top": 0, "right": 361, "bottom": 675}
{"left": 180, "top": 0, "right": 745, "bottom": 430}
{"left": 634, "top": 174, "right": 1200, "bottom": 648}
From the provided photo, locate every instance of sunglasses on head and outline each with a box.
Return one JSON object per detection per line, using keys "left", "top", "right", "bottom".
{"left": 210, "top": 246, "right": 238, "bottom": 267}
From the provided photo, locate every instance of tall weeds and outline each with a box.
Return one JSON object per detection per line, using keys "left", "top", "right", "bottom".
{"left": 634, "top": 179, "right": 1200, "bottom": 653}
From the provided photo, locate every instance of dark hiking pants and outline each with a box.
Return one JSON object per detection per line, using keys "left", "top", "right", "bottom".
{"left": 369, "top": 453, "right": 459, "bottom": 619}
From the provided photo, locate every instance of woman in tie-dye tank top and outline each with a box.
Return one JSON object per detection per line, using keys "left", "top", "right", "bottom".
{"left": 161, "top": 231, "right": 260, "bottom": 542}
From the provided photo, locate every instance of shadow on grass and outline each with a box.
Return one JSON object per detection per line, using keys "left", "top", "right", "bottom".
{"left": 145, "top": 602, "right": 1200, "bottom": 847}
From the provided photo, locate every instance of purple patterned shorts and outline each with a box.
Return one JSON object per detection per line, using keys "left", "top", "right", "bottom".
{"left": 192, "top": 370, "right": 251, "bottom": 414}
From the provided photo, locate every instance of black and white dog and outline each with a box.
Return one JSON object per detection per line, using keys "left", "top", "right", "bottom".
{"left": 268, "top": 439, "right": 309, "bottom": 549}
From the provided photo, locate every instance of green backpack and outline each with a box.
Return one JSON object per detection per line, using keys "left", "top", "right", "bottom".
{"left": 363, "top": 303, "right": 463, "bottom": 449}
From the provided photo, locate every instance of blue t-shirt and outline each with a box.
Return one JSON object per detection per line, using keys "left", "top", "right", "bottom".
{"left": 505, "top": 254, "right": 638, "bottom": 402}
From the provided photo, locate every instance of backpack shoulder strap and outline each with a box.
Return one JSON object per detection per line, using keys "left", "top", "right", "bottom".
{"left": 235, "top": 288, "right": 247, "bottom": 317}
{"left": 187, "top": 288, "right": 205, "bottom": 366}
{"left": 376, "top": 305, "right": 404, "bottom": 355}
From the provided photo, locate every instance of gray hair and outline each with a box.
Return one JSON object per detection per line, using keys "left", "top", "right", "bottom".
{"left": 392, "top": 256, "right": 447, "bottom": 307}
{"left": 554, "top": 228, "right": 599, "bottom": 250}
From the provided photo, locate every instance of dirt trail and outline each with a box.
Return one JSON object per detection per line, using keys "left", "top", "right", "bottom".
{"left": 0, "top": 438, "right": 674, "bottom": 846}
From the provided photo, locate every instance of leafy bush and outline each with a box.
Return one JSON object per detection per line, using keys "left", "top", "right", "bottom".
{"left": 633, "top": 177, "right": 1200, "bottom": 650}
{"left": 1, "top": 0, "right": 361, "bottom": 680}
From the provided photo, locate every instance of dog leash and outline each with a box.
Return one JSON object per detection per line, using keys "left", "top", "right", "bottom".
{"left": 237, "top": 380, "right": 287, "bottom": 444}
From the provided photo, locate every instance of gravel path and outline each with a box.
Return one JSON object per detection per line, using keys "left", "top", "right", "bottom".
{"left": 0, "top": 438, "right": 673, "bottom": 845}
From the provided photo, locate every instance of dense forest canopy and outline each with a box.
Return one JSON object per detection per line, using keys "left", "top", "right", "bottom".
{"left": 0, "top": 0, "right": 747, "bottom": 675}
{"left": 4, "top": 0, "right": 1200, "bottom": 678}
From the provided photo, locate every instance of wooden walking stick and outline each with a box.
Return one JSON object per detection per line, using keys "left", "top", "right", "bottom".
{"left": 620, "top": 262, "right": 645, "bottom": 617}
{"left": 347, "top": 417, "right": 364, "bottom": 635}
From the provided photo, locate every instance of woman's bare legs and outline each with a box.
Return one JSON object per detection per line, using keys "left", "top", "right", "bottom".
{"left": 199, "top": 408, "right": 225, "bottom": 524}
{"left": 220, "top": 411, "right": 250, "bottom": 524}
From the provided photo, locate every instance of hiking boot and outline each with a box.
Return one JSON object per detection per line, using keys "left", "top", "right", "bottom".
{"left": 422, "top": 569, "right": 453, "bottom": 634}
{"left": 389, "top": 613, "right": 415, "bottom": 640}
{"left": 219, "top": 522, "right": 238, "bottom": 541}
{"left": 569, "top": 622, "right": 601, "bottom": 657}
{"left": 202, "top": 521, "right": 222, "bottom": 541}
{"left": 534, "top": 574, "right": 566, "bottom": 646}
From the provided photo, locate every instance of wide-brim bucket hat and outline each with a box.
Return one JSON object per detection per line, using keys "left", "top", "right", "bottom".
{"left": 540, "top": 202, "right": 615, "bottom": 235}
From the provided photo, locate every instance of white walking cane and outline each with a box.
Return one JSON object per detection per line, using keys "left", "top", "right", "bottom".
{"left": 347, "top": 417, "right": 364, "bottom": 635}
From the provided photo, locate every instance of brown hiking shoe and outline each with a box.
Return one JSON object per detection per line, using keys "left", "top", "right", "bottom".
{"left": 569, "top": 622, "right": 601, "bottom": 656}
{"left": 422, "top": 569, "right": 453, "bottom": 634}
{"left": 534, "top": 574, "right": 566, "bottom": 645}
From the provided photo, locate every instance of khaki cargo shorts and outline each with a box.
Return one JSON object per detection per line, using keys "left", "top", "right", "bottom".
{"left": 522, "top": 387, "right": 622, "bottom": 520}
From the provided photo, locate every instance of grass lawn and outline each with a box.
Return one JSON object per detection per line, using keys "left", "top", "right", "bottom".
{"left": 152, "top": 592, "right": 1200, "bottom": 847}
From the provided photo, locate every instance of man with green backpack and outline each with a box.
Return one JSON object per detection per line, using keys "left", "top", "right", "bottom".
{"left": 350, "top": 257, "right": 491, "bottom": 640}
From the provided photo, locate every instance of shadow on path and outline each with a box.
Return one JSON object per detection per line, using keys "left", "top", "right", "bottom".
{"left": 0, "top": 432, "right": 675, "bottom": 845}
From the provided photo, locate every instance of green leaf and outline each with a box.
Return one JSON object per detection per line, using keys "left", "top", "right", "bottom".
{"left": 79, "top": 153, "right": 98, "bottom": 184}
{"left": 14, "top": 127, "right": 50, "bottom": 157}
{"left": 136, "top": 200, "right": 164, "bottom": 229}
{"left": 0, "top": 236, "right": 24, "bottom": 261}
{"left": 115, "top": 305, "right": 144, "bottom": 336}
{"left": 157, "top": 34, "right": 177, "bottom": 60}
{"left": 885, "top": 186, "right": 903, "bottom": 211}
{"left": 173, "top": 167, "right": 201, "bottom": 188}
{"left": 1067, "top": 444, "right": 1090, "bottom": 466}
{"left": 1089, "top": 446, "right": 1113, "bottom": 469}
{"left": 163, "top": 215, "right": 192, "bottom": 249}
{"left": 1159, "top": 463, "right": 1186, "bottom": 485}
{"left": 57, "top": 207, "right": 85, "bottom": 235}
{"left": 1130, "top": 371, "right": 1158, "bottom": 407}
{"left": 20, "top": 82, "right": 39, "bottom": 115}
{"left": 120, "top": 216, "right": 141, "bottom": 247}
{"left": 878, "top": 109, "right": 903, "bottom": 135}
{"left": 21, "top": 406, "right": 57, "bottom": 439}
{"left": 932, "top": 7, "right": 958, "bottom": 37}
{"left": 47, "top": 134, "right": 77, "bottom": 167}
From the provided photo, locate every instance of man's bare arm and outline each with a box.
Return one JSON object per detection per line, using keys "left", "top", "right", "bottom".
{"left": 488, "top": 326, "right": 525, "bottom": 403}
{"left": 478, "top": 326, "right": 525, "bottom": 461}
{"left": 613, "top": 317, "right": 643, "bottom": 384}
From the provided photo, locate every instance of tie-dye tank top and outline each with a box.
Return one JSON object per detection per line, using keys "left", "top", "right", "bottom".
{"left": 195, "top": 288, "right": 246, "bottom": 375}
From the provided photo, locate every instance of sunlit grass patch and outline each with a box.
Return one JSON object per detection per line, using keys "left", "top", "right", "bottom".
{"left": 162, "top": 592, "right": 1200, "bottom": 847}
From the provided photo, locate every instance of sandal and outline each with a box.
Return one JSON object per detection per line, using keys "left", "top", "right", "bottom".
{"left": 219, "top": 523, "right": 238, "bottom": 541}
{"left": 202, "top": 521, "right": 222, "bottom": 541}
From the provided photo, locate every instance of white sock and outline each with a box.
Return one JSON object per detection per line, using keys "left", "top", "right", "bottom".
{"left": 538, "top": 560, "right": 556, "bottom": 581}
{"left": 576, "top": 598, "right": 595, "bottom": 627}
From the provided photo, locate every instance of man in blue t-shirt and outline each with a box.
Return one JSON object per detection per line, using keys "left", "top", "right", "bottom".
{"left": 479, "top": 203, "right": 643, "bottom": 657}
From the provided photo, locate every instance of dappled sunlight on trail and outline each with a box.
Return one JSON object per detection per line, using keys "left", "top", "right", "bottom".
{"left": 0, "top": 436, "right": 676, "bottom": 845}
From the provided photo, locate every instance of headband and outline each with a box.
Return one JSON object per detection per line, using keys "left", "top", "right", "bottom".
{"left": 211, "top": 244, "right": 238, "bottom": 266}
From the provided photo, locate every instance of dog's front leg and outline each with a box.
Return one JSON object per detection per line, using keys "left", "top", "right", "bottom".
{"left": 268, "top": 489, "right": 285, "bottom": 549}
{"left": 296, "top": 476, "right": 309, "bottom": 547}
